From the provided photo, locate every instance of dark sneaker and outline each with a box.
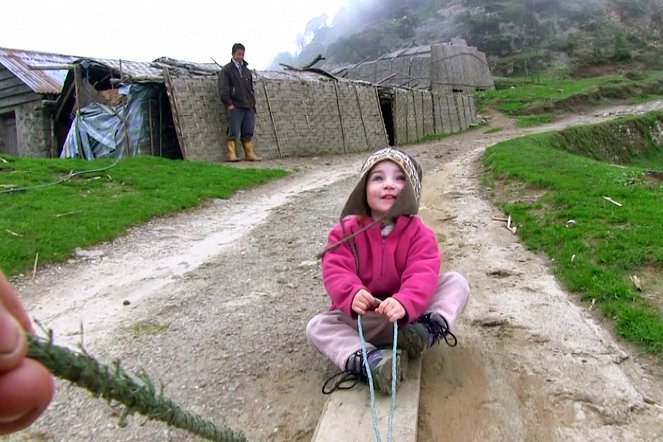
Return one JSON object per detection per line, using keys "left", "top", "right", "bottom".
{"left": 397, "top": 322, "right": 429, "bottom": 359}
{"left": 398, "top": 312, "right": 457, "bottom": 358}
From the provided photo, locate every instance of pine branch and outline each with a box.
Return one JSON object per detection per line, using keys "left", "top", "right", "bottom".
{"left": 27, "top": 335, "right": 252, "bottom": 442}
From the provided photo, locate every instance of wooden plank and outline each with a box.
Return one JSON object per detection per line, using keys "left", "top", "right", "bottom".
{"left": 0, "top": 93, "right": 41, "bottom": 112}
{"left": 312, "top": 357, "right": 421, "bottom": 442}
{"left": 0, "top": 83, "right": 32, "bottom": 100}
{"left": 0, "top": 68, "right": 17, "bottom": 81}
{"left": 0, "top": 76, "right": 25, "bottom": 89}
{"left": 1, "top": 114, "right": 19, "bottom": 155}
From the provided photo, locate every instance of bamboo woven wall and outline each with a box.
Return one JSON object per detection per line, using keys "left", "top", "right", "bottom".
{"left": 391, "top": 89, "right": 476, "bottom": 146}
{"left": 163, "top": 71, "right": 227, "bottom": 162}
{"left": 346, "top": 56, "right": 430, "bottom": 89}
{"left": 165, "top": 71, "right": 388, "bottom": 161}
{"left": 165, "top": 70, "right": 476, "bottom": 162}
{"left": 430, "top": 43, "right": 494, "bottom": 93}
{"left": 340, "top": 42, "right": 494, "bottom": 93}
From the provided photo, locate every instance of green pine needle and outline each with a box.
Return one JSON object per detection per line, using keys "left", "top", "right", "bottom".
{"left": 27, "top": 335, "right": 252, "bottom": 442}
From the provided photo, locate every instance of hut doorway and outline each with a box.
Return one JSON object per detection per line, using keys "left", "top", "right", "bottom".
{"left": 0, "top": 111, "right": 18, "bottom": 155}
{"left": 378, "top": 89, "right": 395, "bottom": 146}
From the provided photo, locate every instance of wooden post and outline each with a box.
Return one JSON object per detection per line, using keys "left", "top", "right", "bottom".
{"left": 119, "top": 60, "right": 130, "bottom": 158}
{"left": 148, "top": 99, "right": 154, "bottom": 156}
{"left": 54, "top": 81, "right": 75, "bottom": 123}
{"left": 158, "top": 92, "right": 163, "bottom": 157}
{"left": 72, "top": 65, "right": 82, "bottom": 156}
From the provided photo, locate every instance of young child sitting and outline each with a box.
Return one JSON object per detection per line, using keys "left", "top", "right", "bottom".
{"left": 307, "top": 147, "right": 470, "bottom": 394}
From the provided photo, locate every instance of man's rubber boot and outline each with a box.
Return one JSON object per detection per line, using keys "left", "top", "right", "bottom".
{"left": 242, "top": 140, "right": 261, "bottom": 161}
{"left": 226, "top": 139, "right": 240, "bottom": 162}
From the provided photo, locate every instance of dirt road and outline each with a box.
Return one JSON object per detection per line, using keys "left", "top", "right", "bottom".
{"left": 5, "top": 101, "right": 663, "bottom": 441}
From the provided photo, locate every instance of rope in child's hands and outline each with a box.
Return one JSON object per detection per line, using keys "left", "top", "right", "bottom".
{"left": 357, "top": 312, "right": 398, "bottom": 442}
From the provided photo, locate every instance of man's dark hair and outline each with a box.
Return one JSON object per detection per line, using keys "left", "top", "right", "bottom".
{"left": 232, "top": 43, "right": 245, "bottom": 54}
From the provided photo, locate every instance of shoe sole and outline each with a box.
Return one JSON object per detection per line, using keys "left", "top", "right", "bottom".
{"left": 374, "top": 351, "right": 409, "bottom": 395}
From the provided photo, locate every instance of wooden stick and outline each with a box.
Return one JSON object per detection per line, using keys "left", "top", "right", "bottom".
{"left": 28, "top": 64, "right": 75, "bottom": 70}
{"left": 603, "top": 196, "right": 623, "bottom": 207}
{"left": 54, "top": 210, "right": 83, "bottom": 218}
{"left": 32, "top": 253, "right": 39, "bottom": 279}
{"left": 353, "top": 85, "right": 370, "bottom": 149}
{"left": 333, "top": 81, "right": 347, "bottom": 153}
{"left": 258, "top": 75, "right": 282, "bottom": 158}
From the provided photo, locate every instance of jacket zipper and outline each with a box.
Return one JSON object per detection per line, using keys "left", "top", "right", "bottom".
{"left": 380, "top": 235, "right": 386, "bottom": 278}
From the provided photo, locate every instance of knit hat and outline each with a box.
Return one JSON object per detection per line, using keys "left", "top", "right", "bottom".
{"left": 340, "top": 147, "right": 422, "bottom": 219}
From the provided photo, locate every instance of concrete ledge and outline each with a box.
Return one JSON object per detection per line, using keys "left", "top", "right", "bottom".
{"left": 312, "top": 357, "right": 422, "bottom": 442}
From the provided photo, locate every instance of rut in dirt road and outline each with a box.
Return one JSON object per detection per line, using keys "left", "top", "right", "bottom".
{"left": 6, "top": 102, "right": 663, "bottom": 442}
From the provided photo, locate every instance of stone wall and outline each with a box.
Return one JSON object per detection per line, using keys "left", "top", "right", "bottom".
{"left": 16, "top": 101, "right": 52, "bottom": 157}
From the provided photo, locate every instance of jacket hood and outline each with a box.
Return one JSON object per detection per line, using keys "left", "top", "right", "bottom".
{"left": 340, "top": 147, "right": 422, "bottom": 220}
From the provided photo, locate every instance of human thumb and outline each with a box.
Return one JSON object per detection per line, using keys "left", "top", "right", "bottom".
{"left": 0, "top": 308, "right": 27, "bottom": 373}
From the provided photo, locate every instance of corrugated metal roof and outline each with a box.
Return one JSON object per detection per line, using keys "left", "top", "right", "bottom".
{"left": 85, "top": 58, "right": 164, "bottom": 80}
{"left": 0, "top": 47, "right": 78, "bottom": 94}
{"left": 153, "top": 57, "right": 220, "bottom": 73}
{"left": 255, "top": 70, "right": 336, "bottom": 82}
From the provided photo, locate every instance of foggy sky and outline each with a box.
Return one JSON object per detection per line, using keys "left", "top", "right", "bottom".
{"left": 0, "top": 0, "right": 349, "bottom": 69}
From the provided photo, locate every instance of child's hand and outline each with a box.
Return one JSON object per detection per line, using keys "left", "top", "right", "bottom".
{"left": 376, "top": 297, "right": 406, "bottom": 322}
{"left": 352, "top": 289, "right": 378, "bottom": 315}
{"left": 0, "top": 272, "right": 55, "bottom": 435}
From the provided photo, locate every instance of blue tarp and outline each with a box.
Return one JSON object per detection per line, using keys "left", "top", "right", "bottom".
{"left": 61, "top": 84, "right": 160, "bottom": 159}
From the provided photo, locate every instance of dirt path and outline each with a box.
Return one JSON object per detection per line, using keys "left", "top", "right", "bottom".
{"left": 5, "top": 100, "right": 663, "bottom": 441}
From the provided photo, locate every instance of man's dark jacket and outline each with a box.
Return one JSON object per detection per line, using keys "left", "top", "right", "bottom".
{"left": 218, "top": 59, "right": 256, "bottom": 110}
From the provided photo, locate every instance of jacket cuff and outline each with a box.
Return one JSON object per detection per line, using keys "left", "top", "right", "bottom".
{"left": 341, "top": 285, "right": 366, "bottom": 319}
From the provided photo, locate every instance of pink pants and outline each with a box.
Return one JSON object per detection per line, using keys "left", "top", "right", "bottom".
{"left": 306, "top": 271, "right": 470, "bottom": 371}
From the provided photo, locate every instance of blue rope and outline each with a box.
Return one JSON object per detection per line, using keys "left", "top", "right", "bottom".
{"left": 357, "top": 314, "right": 399, "bottom": 442}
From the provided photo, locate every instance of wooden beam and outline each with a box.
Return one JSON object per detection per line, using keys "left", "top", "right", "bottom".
{"left": 54, "top": 80, "right": 75, "bottom": 122}
{"left": 27, "top": 64, "right": 75, "bottom": 71}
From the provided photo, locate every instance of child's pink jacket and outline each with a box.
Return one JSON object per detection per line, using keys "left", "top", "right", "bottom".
{"left": 322, "top": 214, "right": 441, "bottom": 324}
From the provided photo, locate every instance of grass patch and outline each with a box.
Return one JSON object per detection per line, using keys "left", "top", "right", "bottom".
{"left": 0, "top": 155, "right": 287, "bottom": 277}
{"left": 515, "top": 114, "right": 553, "bottom": 128}
{"left": 483, "top": 131, "right": 663, "bottom": 354}
{"left": 129, "top": 320, "right": 169, "bottom": 336}
{"left": 477, "top": 71, "right": 663, "bottom": 123}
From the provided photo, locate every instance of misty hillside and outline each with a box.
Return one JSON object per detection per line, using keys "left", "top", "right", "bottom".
{"left": 270, "top": 0, "right": 663, "bottom": 76}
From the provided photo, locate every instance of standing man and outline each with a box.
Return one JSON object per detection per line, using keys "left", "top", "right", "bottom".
{"left": 218, "top": 43, "right": 261, "bottom": 161}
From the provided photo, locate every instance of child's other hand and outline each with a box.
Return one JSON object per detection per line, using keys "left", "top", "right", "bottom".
{"left": 352, "top": 289, "right": 378, "bottom": 315}
{"left": 376, "top": 297, "right": 406, "bottom": 322}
